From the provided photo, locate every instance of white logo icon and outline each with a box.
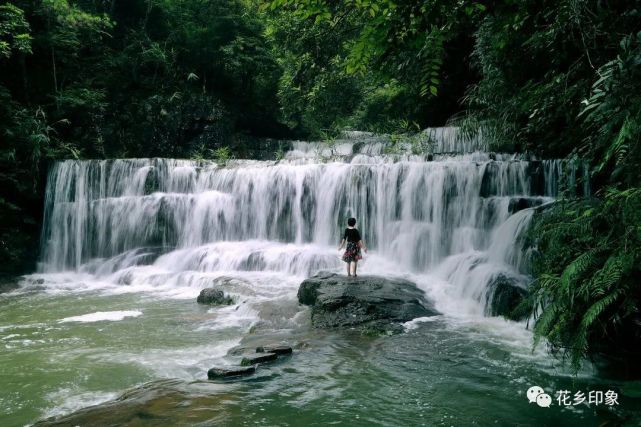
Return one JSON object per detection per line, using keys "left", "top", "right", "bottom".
{"left": 527, "top": 386, "right": 544, "bottom": 403}
{"left": 536, "top": 393, "right": 552, "bottom": 407}
{"left": 527, "top": 386, "right": 552, "bottom": 407}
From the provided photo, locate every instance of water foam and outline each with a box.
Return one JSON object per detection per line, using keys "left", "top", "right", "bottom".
{"left": 59, "top": 310, "right": 143, "bottom": 323}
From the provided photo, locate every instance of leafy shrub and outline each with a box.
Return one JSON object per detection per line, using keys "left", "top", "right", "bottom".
{"left": 527, "top": 189, "right": 641, "bottom": 371}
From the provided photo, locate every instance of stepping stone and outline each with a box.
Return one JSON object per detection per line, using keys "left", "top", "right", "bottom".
{"left": 207, "top": 365, "right": 256, "bottom": 379}
{"left": 256, "top": 345, "right": 293, "bottom": 355}
{"left": 240, "top": 352, "right": 277, "bottom": 366}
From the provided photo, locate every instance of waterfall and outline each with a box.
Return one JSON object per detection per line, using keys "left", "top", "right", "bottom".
{"left": 38, "top": 128, "right": 576, "bottom": 315}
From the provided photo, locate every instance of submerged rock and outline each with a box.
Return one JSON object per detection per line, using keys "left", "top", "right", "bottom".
{"left": 209, "top": 276, "right": 256, "bottom": 296}
{"left": 211, "top": 276, "right": 249, "bottom": 287}
{"left": 33, "top": 378, "right": 229, "bottom": 426}
{"left": 207, "top": 365, "right": 256, "bottom": 379}
{"left": 196, "top": 288, "right": 234, "bottom": 305}
{"left": 486, "top": 274, "right": 528, "bottom": 320}
{"left": 256, "top": 345, "right": 293, "bottom": 355}
{"left": 297, "top": 272, "right": 438, "bottom": 334}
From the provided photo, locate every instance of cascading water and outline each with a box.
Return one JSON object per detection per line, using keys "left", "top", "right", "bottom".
{"left": 38, "top": 128, "right": 582, "bottom": 317}
{"left": 5, "top": 128, "right": 619, "bottom": 427}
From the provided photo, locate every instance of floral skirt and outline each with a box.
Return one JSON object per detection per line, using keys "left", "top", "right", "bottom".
{"left": 342, "top": 241, "right": 362, "bottom": 263}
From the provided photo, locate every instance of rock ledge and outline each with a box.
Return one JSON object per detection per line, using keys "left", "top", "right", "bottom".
{"left": 298, "top": 272, "right": 438, "bottom": 334}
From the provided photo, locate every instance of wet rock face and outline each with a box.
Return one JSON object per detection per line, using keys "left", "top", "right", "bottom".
{"left": 240, "top": 352, "right": 278, "bottom": 366}
{"left": 0, "top": 280, "right": 19, "bottom": 294}
{"left": 208, "top": 344, "right": 293, "bottom": 381}
{"left": 297, "top": 272, "right": 439, "bottom": 335}
{"left": 207, "top": 365, "right": 256, "bottom": 379}
{"left": 508, "top": 197, "right": 545, "bottom": 214}
{"left": 196, "top": 288, "right": 234, "bottom": 305}
{"left": 526, "top": 161, "right": 546, "bottom": 196}
{"left": 486, "top": 274, "right": 528, "bottom": 321}
{"left": 256, "top": 345, "right": 293, "bottom": 355}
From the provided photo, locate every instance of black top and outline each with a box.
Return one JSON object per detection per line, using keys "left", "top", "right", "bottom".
{"left": 343, "top": 228, "right": 361, "bottom": 243}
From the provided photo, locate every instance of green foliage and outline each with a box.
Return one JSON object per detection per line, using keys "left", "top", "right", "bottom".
{"left": 263, "top": 0, "right": 481, "bottom": 136}
{"left": 380, "top": 126, "right": 429, "bottom": 155}
{"left": 463, "top": 0, "right": 640, "bottom": 159}
{"left": 527, "top": 189, "right": 641, "bottom": 371}
{"left": 274, "top": 142, "right": 287, "bottom": 161}
{"left": 212, "top": 146, "right": 233, "bottom": 165}
{"left": 265, "top": 0, "right": 484, "bottom": 97}
{"left": 579, "top": 32, "right": 641, "bottom": 187}
{"left": 0, "top": 0, "right": 287, "bottom": 274}
{"left": 348, "top": 81, "right": 424, "bottom": 134}
{"left": 263, "top": 9, "right": 364, "bottom": 136}
{"left": 503, "top": 16, "right": 641, "bottom": 372}
{"left": 0, "top": 3, "right": 31, "bottom": 58}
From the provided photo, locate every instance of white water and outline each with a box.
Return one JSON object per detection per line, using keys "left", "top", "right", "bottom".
{"left": 35, "top": 128, "right": 593, "bottom": 322}
{"left": 59, "top": 310, "right": 143, "bottom": 323}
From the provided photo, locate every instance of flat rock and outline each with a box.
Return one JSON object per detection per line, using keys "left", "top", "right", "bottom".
{"left": 196, "top": 288, "right": 234, "bottom": 305}
{"left": 240, "top": 352, "right": 278, "bottom": 366}
{"left": 297, "top": 272, "right": 438, "bottom": 334}
{"left": 207, "top": 365, "right": 256, "bottom": 379}
{"left": 256, "top": 345, "right": 293, "bottom": 355}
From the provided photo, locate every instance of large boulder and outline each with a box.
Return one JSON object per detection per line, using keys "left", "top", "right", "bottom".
{"left": 485, "top": 274, "right": 528, "bottom": 320}
{"left": 297, "top": 272, "right": 438, "bottom": 334}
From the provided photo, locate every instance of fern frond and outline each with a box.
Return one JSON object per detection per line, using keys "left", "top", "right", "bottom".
{"left": 581, "top": 288, "right": 623, "bottom": 332}
{"left": 587, "top": 254, "right": 625, "bottom": 298}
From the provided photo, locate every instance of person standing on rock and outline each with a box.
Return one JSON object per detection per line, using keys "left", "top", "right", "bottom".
{"left": 338, "top": 217, "right": 368, "bottom": 277}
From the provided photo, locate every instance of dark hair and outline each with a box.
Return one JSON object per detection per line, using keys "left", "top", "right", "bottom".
{"left": 347, "top": 217, "right": 356, "bottom": 227}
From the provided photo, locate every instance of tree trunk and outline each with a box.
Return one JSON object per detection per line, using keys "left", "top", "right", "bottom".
{"left": 20, "top": 54, "right": 28, "bottom": 103}
{"left": 51, "top": 46, "right": 58, "bottom": 110}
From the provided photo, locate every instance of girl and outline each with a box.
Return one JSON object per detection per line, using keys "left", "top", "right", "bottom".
{"left": 338, "top": 217, "right": 368, "bottom": 277}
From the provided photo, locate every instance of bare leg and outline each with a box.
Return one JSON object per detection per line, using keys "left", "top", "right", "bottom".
{"left": 350, "top": 261, "right": 357, "bottom": 276}
{"left": 346, "top": 262, "right": 351, "bottom": 276}
{"left": 353, "top": 261, "right": 358, "bottom": 277}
